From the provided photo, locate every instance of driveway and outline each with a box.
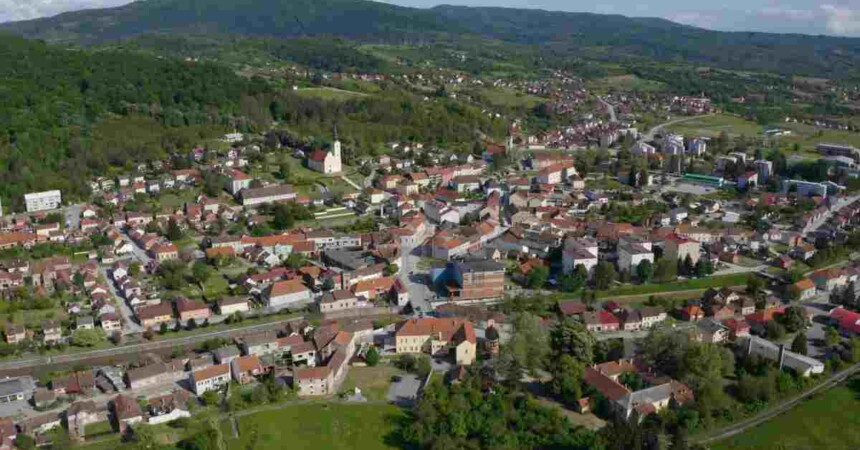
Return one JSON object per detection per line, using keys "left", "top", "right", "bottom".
{"left": 387, "top": 374, "right": 421, "bottom": 406}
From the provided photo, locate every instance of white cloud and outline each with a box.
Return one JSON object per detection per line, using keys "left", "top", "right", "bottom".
{"left": 821, "top": 4, "right": 860, "bottom": 35}
{"left": 0, "top": 0, "right": 132, "bottom": 23}
{"left": 757, "top": 7, "right": 815, "bottom": 22}
{"left": 666, "top": 11, "right": 723, "bottom": 29}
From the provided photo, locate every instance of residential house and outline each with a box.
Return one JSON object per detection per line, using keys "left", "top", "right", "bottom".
{"left": 113, "top": 395, "right": 143, "bottom": 434}
{"left": 217, "top": 297, "right": 250, "bottom": 316}
{"left": 395, "top": 318, "right": 477, "bottom": 365}
{"left": 696, "top": 319, "right": 729, "bottom": 343}
{"left": 176, "top": 297, "right": 211, "bottom": 323}
{"left": 191, "top": 364, "right": 231, "bottom": 395}
{"left": 265, "top": 279, "right": 312, "bottom": 309}
{"left": 230, "top": 355, "right": 267, "bottom": 384}
{"left": 136, "top": 303, "right": 174, "bottom": 329}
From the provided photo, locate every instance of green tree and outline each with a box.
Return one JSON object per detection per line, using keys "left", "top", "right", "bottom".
{"left": 159, "top": 260, "right": 188, "bottom": 290}
{"left": 384, "top": 263, "right": 399, "bottom": 277}
{"left": 746, "top": 275, "right": 764, "bottom": 296}
{"left": 550, "top": 354, "right": 584, "bottom": 405}
{"left": 825, "top": 326, "right": 841, "bottom": 346}
{"left": 791, "top": 332, "right": 808, "bottom": 355}
{"left": 779, "top": 306, "right": 808, "bottom": 332}
{"left": 272, "top": 203, "right": 295, "bottom": 230}
{"left": 166, "top": 218, "right": 183, "bottom": 241}
{"left": 593, "top": 261, "right": 617, "bottom": 290}
{"left": 128, "top": 261, "right": 142, "bottom": 278}
{"left": 636, "top": 259, "right": 654, "bottom": 283}
{"left": 192, "top": 261, "right": 213, "bottom": 287}
{"left": 766, "top": 321, "right": 787, "bottom": 340}
{"left": 70, "top": 329, "right": 106, "bottom": 347}
{"left": 655, "top": 258, "right": 678, "bottom": 283}
{"left": 503, "top": 312, "right": 549, "bottom": 376}
{"left": 550, "top": 318, "right": 596, "bottom": 364}
{"left": 14, "top": 434, "right": 35, "bottom": 450}
{"left": 527, "top": 266, "right": 549, "bottom": 289}
{"left": 365, "top": 346, "right": 380, "bottom": 366}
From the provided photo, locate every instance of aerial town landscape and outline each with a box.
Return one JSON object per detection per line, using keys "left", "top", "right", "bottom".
{"left": 0, "top": 0, "right": 859, "bottom": 449}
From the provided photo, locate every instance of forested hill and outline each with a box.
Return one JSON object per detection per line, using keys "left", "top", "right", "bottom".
{"left": 2, "top": 0, "right": 860, "bottom": 79}
{"left": 0, "top": 34, "right": 263, "bottom": 206}
{"left": 0, "top": 33, "right": 505, "bottom": 209}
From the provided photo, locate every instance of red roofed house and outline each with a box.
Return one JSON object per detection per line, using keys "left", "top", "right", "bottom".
{"left": 176, "top": 297, "right": 211, "bottom": 323}
{"left": 791, "top": 278, "right": 817, "bottom": 300}
{"left": 722, "top": 318, "right": 751, "bottom": 340}
{"left": 230, "top": 355, "right": 268, "bottom": 384}
{"left": 679, "top": 305, "right": 705, "bottom": 322}
{"left": 829, "top": 307, "right": 860, "bottom": 336}
{"left": 395, "top": 318, "right": 477, "bottom": 365}
{"left": 151, "top": 243, "right": 179, "bottom": 262}
{"left": 136, "top": 302, "right": 174, "bottom": 329}
{"left": 264, "top": 279, "right": 312, "bottom": 309}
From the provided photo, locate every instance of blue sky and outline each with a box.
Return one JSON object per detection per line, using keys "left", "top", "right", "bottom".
{"left": 0, "top": 0, "right": 858, "bottom": 37}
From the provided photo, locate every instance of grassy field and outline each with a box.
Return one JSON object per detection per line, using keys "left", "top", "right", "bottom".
{"left": 295, "top": 87, "right": 368, "bottom": 101}
{"left": 664, "top": 114, "right": 764, "bottom": 138}
{"left": 225, "top": 404, "right": 405, "bottom": 450}
{"left": 474, "top": 87, "right": 547, "bottom": 109}
{"left": 339, "top": 365, "right": 405, "bottom": 401}
{"left": 596, "top": 273, "right": 750, "bottom": 299}
{"left": 664, "top": 113, "right": 860, "bottom": 158}
{"left": 586, "top": 74, "right": 667, "bottom": 93}
{"left": 712, "top": 381, "right": 860, "bottom": 450}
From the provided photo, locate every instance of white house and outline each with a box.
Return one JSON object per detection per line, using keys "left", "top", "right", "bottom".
{"left": 191, "top": 364, "right": 231, "bottom": 395}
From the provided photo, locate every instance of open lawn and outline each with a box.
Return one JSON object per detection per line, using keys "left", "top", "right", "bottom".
{"left": 295, "top": 87, "right": 368, "bottom": 101}
{"left": 712, "top": 381, "right": 860, "bottom": 450}
{"left": 225, "top": 403, "right": 406, "bottom": 450}
{"left": 474, "top": 87, "right": 547, "bottom": 109}
{"left": 340, "top": 365, "right": 406, "bottom": 401}
{"left": 586, "top": 74, "right": 667, "bottom": 93}
{"left": 596, "top": 273, "right": 750, "bottom": 299}
{"left": 664, "top": 114, "right": 763, "bottom": 138}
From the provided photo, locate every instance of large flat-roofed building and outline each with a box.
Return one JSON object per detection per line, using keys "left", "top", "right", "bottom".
{"left": 817, "top": 143, "right": 860, "bottom": 162}
{"left": 0, "top": 376, "right": 34, "bottom": 404}
{"left": 24, "top": 190, "right": 62, "bottom": 213}
{"left": 241, "top": 185, "right": 296, "bottom": 207}
{"left": 781, "top": 179, "right": 828, "bottom": 198}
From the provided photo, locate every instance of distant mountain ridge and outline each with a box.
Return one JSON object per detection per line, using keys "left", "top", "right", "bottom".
{"left": 2, "top": 0, "right": 859, "bottom": 78}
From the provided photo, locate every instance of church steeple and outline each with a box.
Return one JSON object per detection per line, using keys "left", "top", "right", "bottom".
{"left": 332, "top": 124, "right": 341, "bottom": 160}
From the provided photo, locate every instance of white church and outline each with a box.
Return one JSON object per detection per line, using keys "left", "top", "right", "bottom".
{"left": 307, "top": 128, "right": 343, "bottom": 175}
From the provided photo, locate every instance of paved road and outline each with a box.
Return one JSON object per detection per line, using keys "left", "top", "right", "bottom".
{"left": 0, "top": 315, "right": 304, "bottom": 373}
{"left": 123, "top": 231, "right": 153, "bottom": 265}
{"left": 400, "top": 229, "right": 435, "bottom": 314}
{"left": 640, "top": 114, "right": 715, "bottom": 143}
{"left": 64, "top": 204, "right": 83, "bottom": 230}
{"left": 100, "top": 265, "right": 143, "bottom": 335}
{"left": 597, "top": 96, "right": 617, "bottom": 123}
{"left": 697, "top": 362, "right": 860, "bottom": 444}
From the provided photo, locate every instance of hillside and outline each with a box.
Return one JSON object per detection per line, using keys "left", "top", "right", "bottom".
{"left": 2, "top": 0, "right": 860, "bottom": 79}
